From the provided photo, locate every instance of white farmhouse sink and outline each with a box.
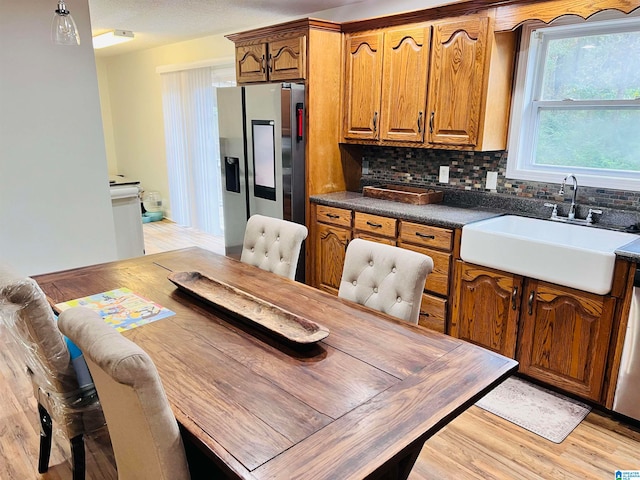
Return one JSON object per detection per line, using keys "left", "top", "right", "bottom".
{"left": 460, "top": 215, "right": 637, "bottom": 295}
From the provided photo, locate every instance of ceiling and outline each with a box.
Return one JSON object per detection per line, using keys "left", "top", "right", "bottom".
{"left": 88, "top": 0, "right": 367, "bottom": 56}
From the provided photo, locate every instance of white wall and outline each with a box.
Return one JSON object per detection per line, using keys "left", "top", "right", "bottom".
{"left": 0, "top": 0, "right": 117, "bottom": 275}
{"left": 97, "top": 0, "right": 443, "bottom": 221}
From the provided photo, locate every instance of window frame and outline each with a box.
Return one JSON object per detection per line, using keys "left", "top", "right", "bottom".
{"left": 506, "top": 14, "right": 640, "bottom": 191}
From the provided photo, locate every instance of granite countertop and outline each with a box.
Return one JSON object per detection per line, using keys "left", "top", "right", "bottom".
{"left": 615, "top": 238, "right": 640, "bottom": 263}
{"left": 311, "top": 190, "right": 640, "bottom": 263}
{"left": 310, "top": 191, "right": 504, "bottom": 229}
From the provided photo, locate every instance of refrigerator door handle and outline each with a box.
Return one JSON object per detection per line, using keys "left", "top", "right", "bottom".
{"left": 296, "top": 103, "right": 304, "bottom": 142}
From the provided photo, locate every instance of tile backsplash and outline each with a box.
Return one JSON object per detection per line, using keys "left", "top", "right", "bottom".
{"left": 361, "top": 146, "right": 640, "bottom": 212}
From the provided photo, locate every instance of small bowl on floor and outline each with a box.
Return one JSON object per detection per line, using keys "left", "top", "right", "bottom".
{"left": 143, "top": 211, "right": 163, "bottom": 222}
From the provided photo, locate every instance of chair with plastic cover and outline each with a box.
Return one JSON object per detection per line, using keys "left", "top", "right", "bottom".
{"left": 0, "top": 263, "right": 105, "bottom": 480}
{"left": 240, "top": 214, "right": 308, "bottom": 280}
{"left": 58, "top": 306, "right": 191, "bottom": 480}
{"left": 338, "top": 238, "right": 434, "bottom": 324}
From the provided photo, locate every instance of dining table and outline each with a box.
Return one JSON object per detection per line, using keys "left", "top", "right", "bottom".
{"left": 34, "top": 246, "right": 518, "bottom": 480}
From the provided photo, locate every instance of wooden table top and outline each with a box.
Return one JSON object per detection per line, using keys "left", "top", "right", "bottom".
{"left": 35, "top": 247, "right": 518, "bottom": 480}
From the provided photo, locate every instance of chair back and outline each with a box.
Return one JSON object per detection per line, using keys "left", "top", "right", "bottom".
{"left": 58, "top": 307, "right": 190, "bottom": 480}
{"left": 338, "top": 238, "right": 434, "bottom": 324}
{"left": 0, "top": 263, "right": 79, "bottom": 395}
{"left": 240, "top": 214, "right": 308, "bottom": 280}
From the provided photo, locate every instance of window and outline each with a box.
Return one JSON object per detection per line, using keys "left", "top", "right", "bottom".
{"left": 507, "top": 16, "right": 640, "bottom": 191}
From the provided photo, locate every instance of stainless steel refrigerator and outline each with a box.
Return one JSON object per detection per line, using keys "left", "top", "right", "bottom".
{"left": 217, "top": 83, "right": 306, "bottom": 280}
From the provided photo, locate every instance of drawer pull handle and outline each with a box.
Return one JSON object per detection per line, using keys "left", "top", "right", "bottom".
{"left": 511, "top": 286, "right": 518, "bottom": 310}
{"left": 366, "top": 221, "right": 382, "bottom": 228}
{"left": 326, "top": 213, "right": 340, "bottom": 219}
{"left": 420, "top": 311, "right": 430, "bottom": 317}
{"left": 429, "top": 111, "right": 435, "bottom": 134}
{"left": 528, "top": 290, "right": 535, "bottom": 315}
{"left": 417, "top": 111, "right": 423, "bottom": 133}
{"left": 415, "top": 232, "right": 435, "bottom": 240}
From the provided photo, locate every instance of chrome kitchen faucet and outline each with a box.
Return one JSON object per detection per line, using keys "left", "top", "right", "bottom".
{"left": 544, "top": 173, "right": 602, "bottom": 225}
{"left": 559, "top": 173, "right": 578, "bottom": 220}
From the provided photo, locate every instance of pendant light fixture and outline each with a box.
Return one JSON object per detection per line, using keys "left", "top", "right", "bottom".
{"left": 52, "top": 1, "right": 80, "bottom": 46}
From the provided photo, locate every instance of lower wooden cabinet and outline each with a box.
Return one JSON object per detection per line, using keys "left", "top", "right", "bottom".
{"left": 312, "top": 205, "right": 352, "bottom": 295}
{"left": 451, "top": 260, "right": 617, "bottom": 402}
{"left": 310, "top": 206, "right": 453, "bottom": 333}
{"left": 450, "top": 262, "right": 520, "bottom": 357}
{"left": 518, "top": 280, "right": 615, "bottom": 401}
{"left": 419, "top": 293, "right": 446, "bottom": 333}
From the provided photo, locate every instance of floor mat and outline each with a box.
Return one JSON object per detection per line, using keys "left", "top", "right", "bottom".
{"left": 475, "top": 376, "right": 591, "bottom": 443}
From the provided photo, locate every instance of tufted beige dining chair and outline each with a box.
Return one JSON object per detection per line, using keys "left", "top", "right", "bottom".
{"left": 338, "top": 238, "right": 434, "bottom": 324}
{"left": 240, "top": 214, "right": 308, "bottom": 280}
{"left": 58, "top": 306, "right": 191, "bottom": 480}
{"left": 0, "top": 263, "right": 105, "bottom": 480}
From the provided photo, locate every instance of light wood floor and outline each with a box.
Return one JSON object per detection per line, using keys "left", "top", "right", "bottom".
{"left": 1, "top": 220, "right": 638, "bottom": 479}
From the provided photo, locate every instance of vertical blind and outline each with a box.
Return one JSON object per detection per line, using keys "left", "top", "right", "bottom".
{"left": 160, "top": 65, "right": 234, "bottom": 235}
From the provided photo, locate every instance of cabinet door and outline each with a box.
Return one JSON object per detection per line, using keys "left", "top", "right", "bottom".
{"left": 517, "top": 280, "right": 615, "bottom": 401}
{"left": 427, "top": 17, "right": 488, "bottom": 146}
{"left": 269, "top": 36, "right": 306, "bottom": 81}
{"left": 236, "top": 44, "right": 268, "bottom": 83}
{"left": 380, "top": 26, "right": 431, "bottom": 142}
{"left": 450, "top": 262, "right": 521, "bottom": 358}
{"left": 314, "top": 223, "right": 351, "bottom": 295}
{"left": 343, "top": 32, "right": 384, "bottom": 140}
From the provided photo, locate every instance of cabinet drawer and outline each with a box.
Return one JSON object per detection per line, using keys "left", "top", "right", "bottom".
{"left": 316, "top": 205, "right": 352, "bottom": 228}
{"left": 400, "top": 243, "right": 451, "bottom": 296}
{"left": 354, "top": 232, "right": 396, "bottom": 246}
{"left": 418, "top": 293, "right": 446, "bottom": 333}
{"left": 354, "top": 212, "right": 396, "bottom": 238}
{"left": 399, "top": 221, "right": 453, "bottom": 251}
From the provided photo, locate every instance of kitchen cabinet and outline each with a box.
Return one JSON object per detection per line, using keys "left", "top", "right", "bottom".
{"left": 427, "top": 17, "right": 488, "bottom": 146}
{"left": 310, "top": 205, "right": 456, "bottom": 332}
{"left": 341, "top": 15, "right": 515, "bottom": 151}
{"left": 397, "top": 220, "right": 455, "bottom": 333}
{"left": 380, "top": 26, "right": 431, "bottom": 142}
{"left": 450, "top": 262, "right": 521, "bottom": 357}
{"left": 234, "top": 35, "right": 306, "bottom": 83}
{"left": 451, "top": 260, "right": 616, "bottom": 402}
{"left": 312, "top": 204, "right": 352, "bottom": 295}
{"left": 354, "top": 212, "right": 397, "bottom": 245}
{"left": 343, "top": 26, "right": 430, "bottom": 142}
{"left": 518, "top": 279, "right": 615, "bottom": 402}
{"left": 343, "top": 32, "right": 384, "bottom": 140}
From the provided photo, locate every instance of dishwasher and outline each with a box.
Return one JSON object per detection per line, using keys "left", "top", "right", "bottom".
{"left": 612, "top": 268, "right": 640, "bottom": 422}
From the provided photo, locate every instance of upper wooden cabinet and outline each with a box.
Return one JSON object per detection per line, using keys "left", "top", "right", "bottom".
{"left": 342, "top": 14, "right": 515, "bottom": 151}
{"left": 343, "top": 32, "right": 384, "bottom": 140}
{"left": 235, "top": 35, "right": 306, "bottom": 83}
{"left": 380, "top": 27, "right": 431, "bottom": 142}
{"left": 343, "top": 27, "right": 430, "bottom": 142}
{"left": 427, "top": 18, "right": 488, "bottom": 147}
